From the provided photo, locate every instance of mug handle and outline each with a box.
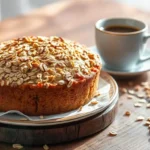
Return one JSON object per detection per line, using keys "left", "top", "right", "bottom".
{"left": 140, "top": 33, "right": 150, "bottom": 61}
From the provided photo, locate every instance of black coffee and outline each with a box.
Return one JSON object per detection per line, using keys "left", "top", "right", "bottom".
{"left": 104, "top": 25, "right": 139, "bottom": 33}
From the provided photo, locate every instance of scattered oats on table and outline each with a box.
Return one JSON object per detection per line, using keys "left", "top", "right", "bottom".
{"left": 147, "top": 118, "right": 150, "bottom": 121}
{"left": 128, "top": 90, "right": 135, "bottom": 95}
{"left": 136, "top": 116, "right": 145, "bottom": 121}
{"left": 134, "top": 103, "right": 142, "bottom": 107}
{"left": 134, "top": 85, "right": 141, "bottom": 91}
{"left": 137, "top": 99, "right": 147, "bottom": 103}
{"left": 120, "top": 88, "right": 127, "bottom": 93}
{"left": 127, "top": 95, "right": 133, "bottom": 99}
{"left": 144, "top": 86, "right": 150, "bottom": 91}
{"left": 43, "top": 144, "right": 49, "bottom": 150}
{"left": 136, "top": 93, "right": 145, "bottom": 98}
{"left": 144, "top": 121, "right": 150, "bottom": 126}
{"left": 109, "top": 131, "right": 117, "bottom": 136}
{"left": 12, "top": 144, "right": 23, "bottom": 149}
{"left": 141, "top": 82, "right": 149, "bottom": 86}
{"left": 146, "top": 103, "right": 150, "bottom": 108}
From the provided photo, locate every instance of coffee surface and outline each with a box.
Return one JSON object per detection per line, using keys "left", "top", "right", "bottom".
{"left": 104, "top": 25, "right": 139, "bottom": 33}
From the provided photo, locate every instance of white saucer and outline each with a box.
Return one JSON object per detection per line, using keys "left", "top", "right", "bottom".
{"left": 90, "top": 46, "right": 150, "bottom": 78}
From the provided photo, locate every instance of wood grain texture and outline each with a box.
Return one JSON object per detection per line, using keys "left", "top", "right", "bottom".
{"left": 0, "top": 0, "right": 150, "bottom": 149}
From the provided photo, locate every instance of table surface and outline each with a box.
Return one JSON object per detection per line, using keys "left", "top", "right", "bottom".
{"left": 0, "top": 0, "right": 150, "bottom": 149}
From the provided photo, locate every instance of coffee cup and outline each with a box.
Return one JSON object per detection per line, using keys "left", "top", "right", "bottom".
{"left": 95, "top": 18, "right": 150, "bottom": 71}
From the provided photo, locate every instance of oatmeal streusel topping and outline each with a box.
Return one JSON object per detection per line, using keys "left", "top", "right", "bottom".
{"left": 0, "top": 36, "right": 101, "bottom": 88}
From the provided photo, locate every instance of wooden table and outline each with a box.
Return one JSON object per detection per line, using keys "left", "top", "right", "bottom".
{"left": 0, "top": 0, "right": 150, "bottom": 149}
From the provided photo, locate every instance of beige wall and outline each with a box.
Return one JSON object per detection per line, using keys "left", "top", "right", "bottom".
{"left": 0, "top": 0, "right": 60, "bottom": 20}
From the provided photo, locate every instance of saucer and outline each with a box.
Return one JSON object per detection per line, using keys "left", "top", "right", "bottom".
{"left": 90, "top": 46, "right": 150, "bottom": 78}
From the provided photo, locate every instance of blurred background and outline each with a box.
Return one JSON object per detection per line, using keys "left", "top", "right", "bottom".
{"left": 0, "top": 0, "right": 150, "bottom": 46}
{"left": 0, "top": 0, "right": 150, "bottom": 20}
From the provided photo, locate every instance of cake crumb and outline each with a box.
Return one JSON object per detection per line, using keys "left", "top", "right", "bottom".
{"left": 124, "top": 111, "right": 131, "bottom": 116}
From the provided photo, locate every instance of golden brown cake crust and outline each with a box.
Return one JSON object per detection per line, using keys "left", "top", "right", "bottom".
{"left": 0, "top": 36, "right": 101, "bottom": 115}
{"left": 0, "top": 71, "right": 100, "bottom": 115}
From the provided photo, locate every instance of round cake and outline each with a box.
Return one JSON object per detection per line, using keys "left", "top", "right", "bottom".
{"left": 0, "top": 36, "right": 101, "bottom": 115}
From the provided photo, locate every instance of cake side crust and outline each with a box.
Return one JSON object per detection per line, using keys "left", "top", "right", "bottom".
{"left": 0, "top": 71, "right": 100, "bottom": 115}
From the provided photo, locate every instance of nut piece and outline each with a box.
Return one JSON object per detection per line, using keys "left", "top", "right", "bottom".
{"left": 136, "top": 116, "right": 145, "bottom": 121}
{"left": 43, "top": 144, "right": 49, "bottom": 150}
{"left": 12, "top": 144, "right": 23, "bottom": 149}
{"left": 124, "top": 111, "right": 131, "bottom": 116}
{"left": 109, "top": 131, "right": 117, "bottom": 136}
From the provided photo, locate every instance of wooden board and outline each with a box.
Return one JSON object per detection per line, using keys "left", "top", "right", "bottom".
{"left": 0, "top": 95, "right": 118, "bottom": 146}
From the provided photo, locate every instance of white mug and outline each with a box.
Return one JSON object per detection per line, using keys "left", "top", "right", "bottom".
{"left": 95, "top": 18, "right": 150, "bottom": 71}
